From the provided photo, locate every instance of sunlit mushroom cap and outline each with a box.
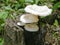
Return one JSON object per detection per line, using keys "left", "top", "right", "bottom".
{"left": 17, "top": 22, "right": 26, "bottom": 26}
{"left": 24, "top": 24, "right": 39, "bottom": 32}
{"left": 24, "top": 4, "right": 52, "bottom": 16}
{"left": 20, "top": 14, "right": 39, "bottom": 23}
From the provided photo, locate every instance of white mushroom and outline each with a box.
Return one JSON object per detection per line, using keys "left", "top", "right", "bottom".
{"left": 24, "top": 24, "right": 39, "bottom": 32}
{"left": 20, "top": 14, "right": 39, "bottom": 23}
{"left": 24, "top": 4, "right": 52, "bottom": 16}
{"left": 17, "top": 22, "right": 26, "bottom": 26}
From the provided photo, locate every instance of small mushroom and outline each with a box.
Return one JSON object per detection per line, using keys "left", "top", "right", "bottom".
{"left": 17, "top": 22, "right": 26, "bottom": 26}
{"left": 24, "top": 24, "right": 39, "bottom": 32}
{"left": 24, "top": 4, "right": 52, "bottom": 16}
{"left": 20, "top": 14, "right": 39, "bottom": 23}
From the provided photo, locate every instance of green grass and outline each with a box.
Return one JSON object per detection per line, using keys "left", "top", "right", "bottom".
{"left": 0, "top": 38, "right": 4, "bottom": 45}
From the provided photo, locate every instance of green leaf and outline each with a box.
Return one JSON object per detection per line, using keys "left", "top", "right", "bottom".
{"left": 54, "top": 20, "right": 58, "bottom": 27}
{"left": 0, "top": 38, "right": 4, "bottom": 45}
{"left": 50, "top": 0, "right": 55, "bottom": 2}
{"left": 0, "top": 19, "right": 4, "bottom": 24}
{"left": 4, "top": 6, "right": 12, "bottom": 11}
{"left": 18, "top": 0, "right": 25, "bottom": 3}
{"left": 5, "top": 0, "right": 9, "bottom": 4}
{"left": 1, "top": 23, "right": 5, "bottom": 27}
{"left": 0, "top": 11, "right": 8, "bottom": 20}
{"left": 17, "top": 0, "right": 25, "bottom": 8}
{"left": 40, "top": 16, "right": 45, "bottom": 18}
{"left": 34, "top": 0, "right": 40, "bottom": 4}
{"left": 25, "top": 0, "right": 33, "bottom": 3}
{"left": 14, "top": 3, "right": 20, "bottom": 10}
{"left": 53, "top": 2, "right": 60, "bottom": 10}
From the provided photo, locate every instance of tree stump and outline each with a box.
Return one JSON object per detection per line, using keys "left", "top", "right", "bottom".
{"left": 23, "top": 17, "right": 47, "bottom": 45}
{"left": 4, "top": 16, "right": 47, "bottom": 45}
{"left": 4, "top": 17, "right": 25, "bottom": 45}
{"left": 4, "top": 15, "right": 60, "bottom": 45}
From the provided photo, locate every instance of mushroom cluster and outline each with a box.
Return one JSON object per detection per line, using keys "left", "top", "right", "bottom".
{"left": 17, "top": 4, "right": 52, "bottom": 32}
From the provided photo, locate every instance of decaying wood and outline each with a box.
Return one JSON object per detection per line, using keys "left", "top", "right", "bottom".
{"left": 4, "top": 14, "right": 60, "bottom": 45}
{"left": 4, "top": 16, "right": 25, "bottom": 45}
{"left": 45, "top": 24, "right": 60, "bottom": 45}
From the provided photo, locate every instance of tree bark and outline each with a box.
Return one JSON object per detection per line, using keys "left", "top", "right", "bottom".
{"left": 4, "top": 18, "right": 24, "bottom": 45}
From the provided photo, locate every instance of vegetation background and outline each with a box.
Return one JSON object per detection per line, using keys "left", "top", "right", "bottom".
{"left": 0, "top": 0, "right": 60, "bottom": 45}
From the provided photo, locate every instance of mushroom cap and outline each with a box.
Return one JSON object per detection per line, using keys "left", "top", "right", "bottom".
{"left": 17, "top": 22, "right": 26, "bottom": 26}
{"left": 24, "top": 4, "right": 52, "bottom": 16}
{"left": 20, "top": 14, "right": 39, "bottom": 23}
{"left": 24, "top": 24, "right": 39, "bottom": 32}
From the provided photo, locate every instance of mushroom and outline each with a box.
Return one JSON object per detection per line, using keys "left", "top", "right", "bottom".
{"left": 24, "top": 4, "right": 52, "bottom": 16}
{"left": 20, "top": 14, "right": 39, "bottom": 23}
{"left": 24, "top": 24, "right": 39, "bottom": 32}
{"left": 17, "top": 22, "right": 26, "bottom": 26}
